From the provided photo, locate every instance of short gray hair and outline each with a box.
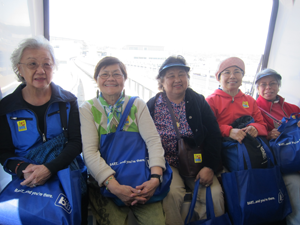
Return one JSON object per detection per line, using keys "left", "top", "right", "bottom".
{"left": 10, "top": 36, "right": 57, "bottom": 83}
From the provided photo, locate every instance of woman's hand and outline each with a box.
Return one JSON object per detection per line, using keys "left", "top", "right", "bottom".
{"left": 195, "top": 167, "right": 214, "bottom": 187}
{"left": 133, "top": 178, "right": 160, "bottom": 205}
{"left": 20, "top": 164, "right": 51, "bottom": 187}
{"left": 108, "top": 179, "right": 145, "bottom": 206}
{"left": 242, "top": 125, "right": 258, "bottom": 138}
{"left": 267, "top": 128, "right": 281, "bottom": 140}
{"left": 297, "top": 121, "right": 300, "bottom": 127}
{"left": 229, "top": 128, "right": 246, "bottom": 144}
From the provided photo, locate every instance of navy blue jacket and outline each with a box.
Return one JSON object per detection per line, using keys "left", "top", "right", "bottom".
{"left": 0, "top": 83, "right": 82, "bottom": 177}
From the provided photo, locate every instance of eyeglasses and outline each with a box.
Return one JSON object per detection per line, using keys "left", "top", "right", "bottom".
{"left": 165, "top": 73, "right": 188, "bottom": 80}
{"left": 258, "top": 82, "right": 278, "bottom": 88}
{"left": 98, "top": 73, "right": 123, "bottom": 79}
{"left": 221, "top": 70, "right": 243, "bottom": 77}
{"left": 19, "top": 62, "right": 54, "bottom": 70}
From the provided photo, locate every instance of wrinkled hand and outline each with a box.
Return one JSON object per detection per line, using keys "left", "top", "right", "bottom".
{"left": 108, "top": 181, "right": 146, "bottom": 206}
{"left": 21, "top": 164, "right": 51, "bottom": 187}
{"left": 242, "top": 125, "right": 258, "bottom": 138}
{"left": 195, "top": 167, "right": 214, "bottom": 187}
{"left": 133, "top": 178, "right": 160, "bottom": 205}
{"left": 267, "top": 128, "right": 281, "bottom": 140}
{"left": 229, "top": 128, "right": 246, "bottom": 144}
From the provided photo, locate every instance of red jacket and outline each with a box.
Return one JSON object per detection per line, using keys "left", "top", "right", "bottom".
{"left": 256, "top": 95, "right": 300, "bottom": 132}
{"left": 206, "top": 89, "right": 267, "bottom": 137}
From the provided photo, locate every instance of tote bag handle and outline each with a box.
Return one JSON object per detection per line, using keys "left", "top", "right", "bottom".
{"left": 278, "top": 112, "right": 300, "bottom": 132}
{"left": 238, "top": 138, "right": 275, "bottom": 170}
{"left": 162, "top": 92, "right": 181, "bottom": 140}
{"left": 116, "top": 96, "right": 138, "bottom": 132}
{"left": 184, "top": 180, "right": 215, "bottom": 224}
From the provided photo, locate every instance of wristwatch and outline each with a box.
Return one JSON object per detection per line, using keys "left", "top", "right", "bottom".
{"left": 151, "top": 174, "right": 163, "bottom": 184}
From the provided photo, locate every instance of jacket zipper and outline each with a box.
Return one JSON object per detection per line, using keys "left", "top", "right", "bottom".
{"left": 10, "top": 117, "right": 33, "bottom": 120}
{"left": 48, "top": 110, "right": 60, "bottom": 117}
{"left": 32, "top": 110, "right": 47, "bottom": 143}
{"left": 43, "top": 102, "right": 68, "bottom": 142}
{"left": 48, "top": 107, "right": 68, "bottom": 117}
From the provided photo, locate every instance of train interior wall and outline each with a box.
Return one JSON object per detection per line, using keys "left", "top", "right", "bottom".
{"left": 267, "top": 0, "right": 300, "bottom": 106}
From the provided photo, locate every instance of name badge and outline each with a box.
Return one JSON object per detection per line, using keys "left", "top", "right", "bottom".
{"left": 17, "top": 120, "right": 27, "bottom": 131}
{"left": 194, "top": 154, "right": 202, "bottom": 163}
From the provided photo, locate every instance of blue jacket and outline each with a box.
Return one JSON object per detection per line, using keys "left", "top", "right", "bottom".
{"left": 0, "top": 82, "right": 82, "bottom": 176}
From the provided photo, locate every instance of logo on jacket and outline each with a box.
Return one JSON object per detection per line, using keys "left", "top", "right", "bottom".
{"left": 242, "top": 101, "right": 249, "bottom": 108}
{"left": 55, "top": 193, "right": 72, "bottom": 214}
{"left": 194, "top": 154, "right": 202, "bottom": 163}
{"left": 17, "top": 120, "right": 27, "bottom": 131}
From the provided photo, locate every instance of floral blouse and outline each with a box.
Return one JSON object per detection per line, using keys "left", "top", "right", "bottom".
{"left": 154, "top": 94, "right": 193, "bottom": 168}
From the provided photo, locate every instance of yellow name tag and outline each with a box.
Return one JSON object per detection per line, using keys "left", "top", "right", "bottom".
{"left": 242, "top": 101, "right": 249, "bottom": 108}
{"left": 17, "top": 120, "right": 27, "bottom": 131}
{"left": 194, "top": 154, "right": 202, "bottom": 163}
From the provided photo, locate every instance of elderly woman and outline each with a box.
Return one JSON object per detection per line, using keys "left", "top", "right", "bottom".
{"left": 147, "top": 55, "right": 224, "bottom": 225}
{"left": 255, "top": 68, "right": 300, "bottom": 139}
{"left": 256, "top": 68, "right": 300, "bottom": 225}
{"left": 0, "top": 37, "right": 84, "bottom": 221}
{"left": 79, "top": 56, "right": 166, "bottom": 225}
{"left": 206, "top": 57, "right": 268, "bottom": 143}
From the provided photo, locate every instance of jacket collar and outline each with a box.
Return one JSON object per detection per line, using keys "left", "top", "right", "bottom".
{"left": 0, "top": 82, "right": 77, "bottom": 115}
{"left": 212, "top": 88, "right": 244, "bottom": 98}
{"left": 256, "top": 95, "right": 285, "bottom": 112}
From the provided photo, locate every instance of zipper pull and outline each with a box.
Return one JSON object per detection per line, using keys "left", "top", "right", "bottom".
{"left": 42, "top": 133, "right": 47, "bottom": 142}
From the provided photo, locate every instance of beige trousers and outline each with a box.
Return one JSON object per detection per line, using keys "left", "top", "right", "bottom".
{"left": 163, "top": 166, "right": 225, "bottom": 225}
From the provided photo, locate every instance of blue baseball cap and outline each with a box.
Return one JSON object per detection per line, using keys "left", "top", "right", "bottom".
{"left": 255, "top": 68, "right": 282, "bottom": 84}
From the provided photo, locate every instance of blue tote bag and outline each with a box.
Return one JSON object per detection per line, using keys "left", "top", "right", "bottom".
{"left": 221, "top": 116, "right": 268, "bottom": 172}
{"left": 222, "top": 139, "right": 291, "bottom": 225}
{"left": 0, "top": 167, "right": 81, "bottom": 225}
{"left": 99, "top": 97, "right": 172, "bottom": 206}
{"left": 185, "top": 180, "right": 232, "bottom": 225}
{"left": 270, "top": 113, "right": 300, "bottom": 174}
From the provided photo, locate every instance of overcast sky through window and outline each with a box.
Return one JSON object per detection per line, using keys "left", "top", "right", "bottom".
{"left": 50, "top": 0, "right": 273, "bottom": 55}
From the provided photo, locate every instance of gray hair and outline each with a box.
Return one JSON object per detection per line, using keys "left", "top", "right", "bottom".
{"left": 10, "top": 36, "right": 57, "bottom": 83}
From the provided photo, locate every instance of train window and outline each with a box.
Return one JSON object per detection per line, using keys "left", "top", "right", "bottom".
{"left": 0, "top": 0, "right": 44, "bottom": 98}
{"left": 49, "top": 0, "right": 273, "bottom": 103}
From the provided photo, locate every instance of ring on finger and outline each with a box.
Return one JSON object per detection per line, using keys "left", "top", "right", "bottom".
{"left": 32, "top": 184, "right": 37, "bottom": 188}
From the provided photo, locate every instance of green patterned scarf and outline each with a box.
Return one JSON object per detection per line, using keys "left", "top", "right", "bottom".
{"left": 99, "top": 92, "right": 125, "bottom": 133}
